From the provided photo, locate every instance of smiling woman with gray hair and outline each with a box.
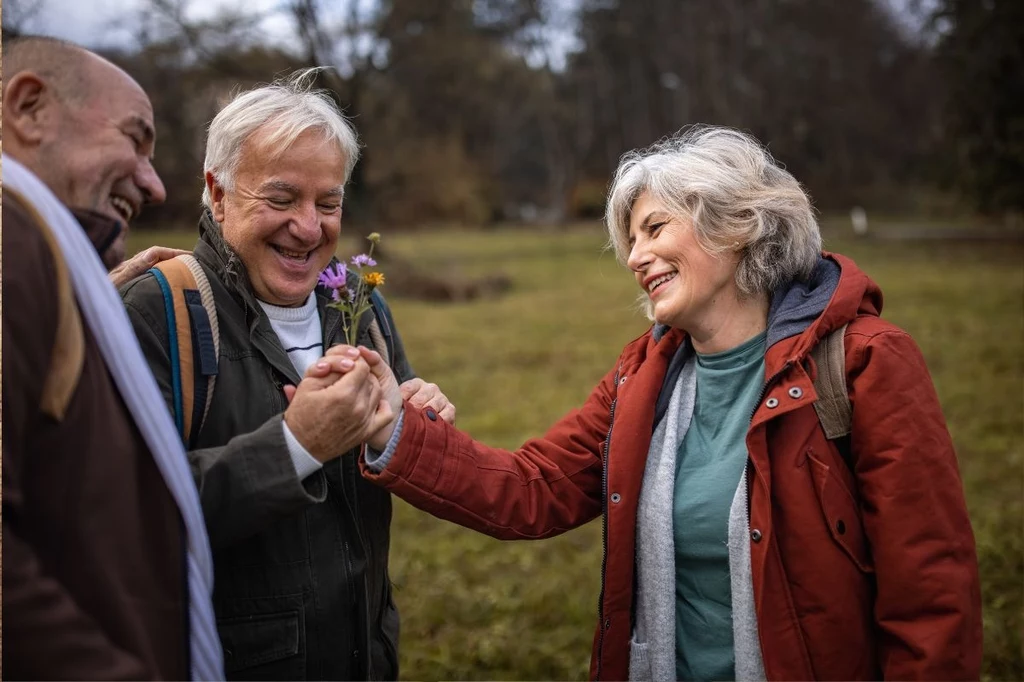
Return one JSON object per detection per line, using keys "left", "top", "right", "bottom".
{"left": 352, "top": 124, "right": 982, "bottom": 681}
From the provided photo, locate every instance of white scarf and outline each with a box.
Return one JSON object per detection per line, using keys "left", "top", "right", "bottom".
{"left": 3, "top": 155, "right": 224, "bottom": 680}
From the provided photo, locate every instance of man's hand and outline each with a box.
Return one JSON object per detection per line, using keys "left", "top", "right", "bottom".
{"left": 282, "top": 348, "right": 393, "bottom": 463}
{"left": 300, "top": 345, "right": 403, "bottom": 417}
{"left": 109, "top": 246, "right": 190, "bottom": 288}
{"left": 290, "top": 345, "right": 455, "bottom": 451}
{"left": 399, "top": 378, "right": 456, "bottom": 425}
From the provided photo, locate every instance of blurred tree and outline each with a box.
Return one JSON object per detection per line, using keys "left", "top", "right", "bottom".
{"left": 931, "top": 0, "right": 1024, "bottom": 215}
{"left": 564, "top": 0, "right": 941, "bottom": 210}
{"left": 362, "top": 0, "right": 557, "bottom": 224}
{"left": 91, "top": 0, "right": 974, "bottom": 228}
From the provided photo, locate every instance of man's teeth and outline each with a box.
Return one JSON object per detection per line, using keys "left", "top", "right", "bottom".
{"left": 648, "top": 273, "right": 677, "bottom": 292}
{"left": 110, "top": 196, "right": 132, "bottom": 221}
{"left": 276, "top": 247, "right": 308, "bottom": 260}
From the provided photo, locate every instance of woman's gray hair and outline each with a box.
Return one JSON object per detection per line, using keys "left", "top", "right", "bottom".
{"left": 202, "top": 68, "right": 360, "bottom": 208}
{"left": 605, "top": 125, "right": 821, "bottom": 303}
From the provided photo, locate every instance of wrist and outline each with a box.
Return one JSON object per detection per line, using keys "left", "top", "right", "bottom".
{"left": 367, "top": 420, "right": 397, "bottom": 451}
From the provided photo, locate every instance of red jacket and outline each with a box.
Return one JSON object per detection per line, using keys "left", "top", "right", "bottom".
{"left": 363, "top": 253, "right": 981, "bottom": 680}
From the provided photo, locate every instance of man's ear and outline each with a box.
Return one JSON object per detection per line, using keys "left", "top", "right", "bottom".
{"left": 3, "top": 72, "right": 59, "bottom": 147}
{"left": 205, "top": 171, "right": 227, "bottom": 222}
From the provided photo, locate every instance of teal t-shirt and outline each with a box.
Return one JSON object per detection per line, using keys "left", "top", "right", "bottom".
{"left": 674, "top": 331, "right": 766, "bottom": 681}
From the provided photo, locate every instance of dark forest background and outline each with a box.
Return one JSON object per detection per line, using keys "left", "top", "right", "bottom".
{"left": 5, "top": 0, "right": 1023, "bottom": 231}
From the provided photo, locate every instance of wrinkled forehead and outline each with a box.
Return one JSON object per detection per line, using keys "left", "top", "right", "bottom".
{"left": 78, "top": 55, "right": 155, "bottom": 125}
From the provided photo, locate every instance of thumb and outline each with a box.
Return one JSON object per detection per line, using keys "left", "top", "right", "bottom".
{"left": 283, "top": 384, "right": 297, "bottom": 404}
{"left": 367, "top": 398, "right": 396, "bottom": 436}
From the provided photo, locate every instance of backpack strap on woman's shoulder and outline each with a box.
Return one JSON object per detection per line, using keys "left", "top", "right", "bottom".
{"left": 811, "top": 323, "right": 852, "bottom": 440}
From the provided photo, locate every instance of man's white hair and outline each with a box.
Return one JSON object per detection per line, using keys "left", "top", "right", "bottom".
{"left": 202, "top": 68, "right": 360, "bottom": 208}
{"left": 605, "top": 125, "right": 822, "bottom": 315}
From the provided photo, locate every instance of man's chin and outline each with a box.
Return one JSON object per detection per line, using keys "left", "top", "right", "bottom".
{"left": 261, "top": 281, "right": 317, "bottom": 308}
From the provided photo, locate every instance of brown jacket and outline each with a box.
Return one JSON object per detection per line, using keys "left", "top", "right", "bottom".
{"left": 363, "top": 253, "right": 981, "bottom": 680}
{"left": 2, "top": 189, "right": 188, "bottom": 680}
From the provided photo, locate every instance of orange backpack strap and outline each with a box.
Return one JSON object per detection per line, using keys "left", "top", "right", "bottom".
{"left": 5, "top": 187, "right": 86, "bottom": 420}
{"left": 150, "top": 255, "right": 219, "bottom": 446}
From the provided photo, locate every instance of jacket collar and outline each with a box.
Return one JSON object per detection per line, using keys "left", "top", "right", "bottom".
{"left": 764, "top": 252, "right": 881, "bottom": 372}
{"left": 70, "top": 208, "right": 124, "bottom": 271}
{"left": 191, "top": 210, "right": 346, "bottom": 384}
{"left": 193, "top": 210, "right": 263, "bottom": 323}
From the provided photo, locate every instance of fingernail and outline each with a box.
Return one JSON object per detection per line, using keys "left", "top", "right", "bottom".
{"left": 340, "top": 359, "right": 354, "bottom": 369}
{"left": 316, "top": 361, "right": 329, "bottom": 371}
{"left": 345, "top": 347, "right": 360, "bottom": 357}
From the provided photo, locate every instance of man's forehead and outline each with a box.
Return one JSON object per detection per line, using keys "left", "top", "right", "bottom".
{"left": 81, "top": 57, "right": 154, "bottom": 122}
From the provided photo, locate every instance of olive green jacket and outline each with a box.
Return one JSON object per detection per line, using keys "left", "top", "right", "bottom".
{"left": 121, "top": 212, "right": 413, "bottom": 680}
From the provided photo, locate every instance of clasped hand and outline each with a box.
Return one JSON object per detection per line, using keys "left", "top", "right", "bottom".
{"left": 282, "top": 345, "right": 455, "bottom": 462}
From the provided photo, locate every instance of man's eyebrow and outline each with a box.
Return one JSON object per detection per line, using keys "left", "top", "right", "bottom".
{"left": 127, "top": 116, "right": 155, "bottom": 146}
{"left": 259, "top": 180, "right": 301, "bottom": 194}
{"left": 257, "top": 181, "right": 345, "bottom": 198}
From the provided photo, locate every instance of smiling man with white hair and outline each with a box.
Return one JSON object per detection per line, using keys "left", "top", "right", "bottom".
{"left": 119, "top": 69, "right": 452, "bottom": 680}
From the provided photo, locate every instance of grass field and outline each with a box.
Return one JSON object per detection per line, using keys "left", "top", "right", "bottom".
{"left": 128, "top": 222, "right": 1024, "bottom": 681}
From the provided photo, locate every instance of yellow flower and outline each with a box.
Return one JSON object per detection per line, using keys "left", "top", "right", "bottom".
{"left": 363, "top": 271, "right": 385, "bottom": 288}
{"left": 367, "top": 232, "right": 381, "bottom": 244}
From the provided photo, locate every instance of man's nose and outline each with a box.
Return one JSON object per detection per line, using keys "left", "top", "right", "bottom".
{"left": 291, "top": 201, "right": 322, "bottom": 241}
{"left": 137, "top": 158, "right": 167, "bottom": 205}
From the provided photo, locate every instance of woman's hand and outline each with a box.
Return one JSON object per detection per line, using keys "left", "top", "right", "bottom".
{"left": 399, "top": 378, "right": 456, "bottom": 425}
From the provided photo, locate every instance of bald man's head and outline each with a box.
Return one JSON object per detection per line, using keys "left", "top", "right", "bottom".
{"left": 2, "top": 35, "right": 166, "bottom": 259}
{"left": 2, "top": 36, "right": 97, "bottom": 104}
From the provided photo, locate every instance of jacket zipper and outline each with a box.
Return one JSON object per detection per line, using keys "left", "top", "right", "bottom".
{"left": 325, "top": 468, "right": 367, "bottom": 674}
{"left": 595, "top": 365, "right": 621, "bottom": 681}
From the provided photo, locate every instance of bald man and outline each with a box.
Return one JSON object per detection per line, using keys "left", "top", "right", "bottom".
{"left": 2, "top": 36, "right": 222, "bottom": 679}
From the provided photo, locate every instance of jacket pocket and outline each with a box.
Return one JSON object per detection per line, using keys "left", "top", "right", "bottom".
{"left": 218, "top": 595, "right": 305, "bottom": 679}
{"left": 627, "top": 635, "right": 652, "bottom": 681}
{"left": 806, "top": 448, "right": 874, "bottom": 573}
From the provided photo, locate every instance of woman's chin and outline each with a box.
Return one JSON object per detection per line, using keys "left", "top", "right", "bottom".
{"left": 652, "top": 313, "right": 678, "bottom": 328}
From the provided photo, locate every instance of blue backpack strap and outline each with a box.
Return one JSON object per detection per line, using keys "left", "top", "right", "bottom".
{"left": 178, "top": 255, "right": 219, "bottom": 444}
{"left": 149, "top": 267, "right": 186, "bottom": 438}
{"left": 183, "top": 289, "right": 217, "bottom": 443}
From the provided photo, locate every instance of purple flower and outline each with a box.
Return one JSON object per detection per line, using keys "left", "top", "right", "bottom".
{"left": 331, "top": 287, "right": 355, "bottom": 303}
{"left": 318, "top": 263, "right": 347, "bottom": 290}
{"left": 350, "top": 253, "right": 377, "bottom": 268}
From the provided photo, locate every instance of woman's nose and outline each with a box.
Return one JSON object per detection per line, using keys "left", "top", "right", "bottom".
{"left": 626, "top": 238, "right": 649, "bottom": 272}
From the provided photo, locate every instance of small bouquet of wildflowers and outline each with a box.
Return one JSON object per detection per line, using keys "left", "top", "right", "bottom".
{"left": 318, "top": 232, "right": 385, "bottom": 346}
